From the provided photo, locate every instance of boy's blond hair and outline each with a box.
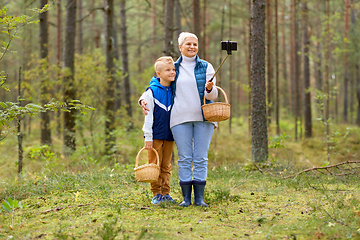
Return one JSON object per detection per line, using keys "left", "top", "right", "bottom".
{"left": 154, "top": 56, "right": 174, "bottom": 72}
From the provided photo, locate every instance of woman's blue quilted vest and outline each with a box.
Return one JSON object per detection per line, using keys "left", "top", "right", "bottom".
{"left": 173, "top": 55, "right": 213, "bottom": 107}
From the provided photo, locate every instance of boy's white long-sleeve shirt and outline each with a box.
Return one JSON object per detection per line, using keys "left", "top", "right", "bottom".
{"left": 141, "top": 89, "right": 155, "bottom": 141}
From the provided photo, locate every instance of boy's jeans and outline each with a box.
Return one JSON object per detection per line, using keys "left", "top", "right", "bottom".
{"left": 171, "top": 121, "right": 214, "bottom": 182}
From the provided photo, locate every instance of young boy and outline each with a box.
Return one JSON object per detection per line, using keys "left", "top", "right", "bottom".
{"left": 141, "top": 56, "right": 176, "bottom": 204}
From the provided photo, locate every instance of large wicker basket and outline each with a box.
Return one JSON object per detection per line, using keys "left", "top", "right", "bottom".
{"left": 201, "top": 86, "right": 230, "bottom": 122}
{"left": 134, "top": 147, "right": 160, "bottom": 183}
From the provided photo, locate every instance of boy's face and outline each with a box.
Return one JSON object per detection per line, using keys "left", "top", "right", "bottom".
{"left": 156, "top": 62, "right": 176, "bottom": 82}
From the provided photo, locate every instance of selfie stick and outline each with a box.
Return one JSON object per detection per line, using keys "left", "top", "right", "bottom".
{"left": 209, "top": 40, "right": 237, "bottom": 82}
{"left": 208, "top": 55, "right": 230, "bottom": 82}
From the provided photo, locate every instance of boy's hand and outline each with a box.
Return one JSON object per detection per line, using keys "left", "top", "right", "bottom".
{"left": 140, "top": 99, "right": 149, "bottom": 115}
{"left": 145, "top": 141, "right": 153, "bottom": 150}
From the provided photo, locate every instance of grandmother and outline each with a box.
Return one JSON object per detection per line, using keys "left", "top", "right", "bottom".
{"left": 141, "top": 32, "right": 218, "bottom": 207}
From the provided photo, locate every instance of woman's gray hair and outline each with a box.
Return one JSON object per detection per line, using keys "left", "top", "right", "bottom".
{"left": 178, "top": 32, "right": 198, "bottom": 46}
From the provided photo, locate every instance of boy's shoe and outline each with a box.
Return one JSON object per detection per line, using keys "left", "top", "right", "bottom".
{"left": 162, "top": 194, "right": 176, "bottom": 203}
{"left": 151, "top": 194, "right": 163, "bottom": 204}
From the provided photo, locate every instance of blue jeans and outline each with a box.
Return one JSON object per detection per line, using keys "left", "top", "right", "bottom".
{"left": 171, "top": 121, "right": 214, "bottom": 182}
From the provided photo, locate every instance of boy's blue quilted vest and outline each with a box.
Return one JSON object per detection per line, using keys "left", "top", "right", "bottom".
{"left": 147, "top": 77, "right": 174, "bottom": 141}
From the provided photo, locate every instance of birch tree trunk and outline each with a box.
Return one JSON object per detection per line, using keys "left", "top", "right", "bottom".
{"left": 251, "top": 0, "right": 268, "bottom": 162}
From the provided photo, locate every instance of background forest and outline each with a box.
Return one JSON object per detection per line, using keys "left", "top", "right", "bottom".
{"left": 0, "top": 0, "right": 360, "bottom": 176}
{"left": 1, "top": 0, "right": 360, "bottom": 239}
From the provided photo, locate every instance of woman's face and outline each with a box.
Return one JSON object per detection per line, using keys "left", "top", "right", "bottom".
{"left": 179, "top": 37, "right": 198, "bottom": 58}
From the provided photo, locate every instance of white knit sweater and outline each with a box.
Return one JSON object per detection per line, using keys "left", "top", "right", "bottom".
{"left": 170, "top": 55, "right": 217, "bottom": 128}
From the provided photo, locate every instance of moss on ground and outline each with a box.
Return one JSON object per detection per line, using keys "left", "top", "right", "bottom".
{"left": 1, "top": 165, "right": 359, "bottom": 239}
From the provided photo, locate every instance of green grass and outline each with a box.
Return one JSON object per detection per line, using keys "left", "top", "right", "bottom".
{"left": 1, "top": 118, "right": 360, "bottom": 239}
{"left": 1, "top": 166, "right": 360, "bottom": 239}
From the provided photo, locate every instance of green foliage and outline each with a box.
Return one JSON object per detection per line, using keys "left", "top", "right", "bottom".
{"left": 0, "top": 4, "right": 50, "bottom": 61}
{"left": 268, "top": 132, "right": 291, "bottom": 149}
{"left": 0, "top": 4, "right": 95, "bottom": 141}
{"left": 97, "top": 215, "right": 122, "bottom": 240}
{"left": 0, "top": 99, "right": 94, "bottom": 128}
{"left": 2, "top": 197, "right": 26, "bottom": 214}
{"left": 2, "top": 197, "right": 27, "bottom": 229}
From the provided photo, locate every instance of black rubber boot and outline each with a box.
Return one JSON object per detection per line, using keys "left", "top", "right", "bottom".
{"left": 193, "top": 181, "right": 208, "bottom": 207}
{"left": 179, "top": 181, "right": 192, "bottom": 207}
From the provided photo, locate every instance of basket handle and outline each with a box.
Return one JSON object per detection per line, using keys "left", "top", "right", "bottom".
{"left": 203, "top": 86, "right": 229, "bottom": 105}
{"left": 135, "top": 147, "right": 160, "bottom": 168}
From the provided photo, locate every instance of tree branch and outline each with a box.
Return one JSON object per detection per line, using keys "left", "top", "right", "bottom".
{"left": 283, "top": 161, "right": 360, "bottom": 179}
{"left": 254, "top": 161, "right": 360, "bottom": 179}
{"left": 77, "top": 7, "right": 105, "bottom": 23}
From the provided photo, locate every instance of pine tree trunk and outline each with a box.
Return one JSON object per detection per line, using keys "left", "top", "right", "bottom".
{"left": 113, "top": 21, "right": 121, "bottom": 112}
{"left": 152, "top": 0, "right": 158, "bottom": 61}
{"left": 40, "top": 0, "right": 52, "bottom": 146}
{"left": 315, "top": 1, "right": 323, "bottom": 119}
{"left": 290, "top": 1, "right": 295, "bottom": 117}
{"left": 275, "top": 0, "right": 279, "bottom": 135}
{"left": 56, "top": 0, "right": 62, "bottom": 136}
{"left": 105, "top": 0, "right": 116, "bottom": 154}
{"left": 251, "top": 0, "right": 268, "bottom": 162}
{"left": 281, "top": 4, "right": 289, "bottom": 115}
{"left": 202, "top": 0, "right": 207, "bottom": 60}
{"left": 192, "top": 0, "right": 201, "bottom": 57}
{"left": 120, "top": 0, "right": 132, "bottom": 122}
{"left": 343, "top": 0, "right": 350, "bottom": 123}
{"left": 325, "top": 0, "right": 330, "bottom": 162}
{"left": 266, "top": 0, "right": 272, "bottom": 125}
{"left": 92, "top": 0, "right": 100, "bottom": 48}
{"left": 352, "top": 7, "right": 360, "bottom": 126}
{"left": 77, "top": 0, "right": 83, "bottom": 55}
{"left": 163, "top": 0, "right": 174, "bottom": 57}
{"left": 18, "top": 67, "right": 23, "bottom": 176}
{"left": 63, "top": 0, "right": 77, "bottom": 152}
{"left": 247, "top": 0, "right": 251, "bottom": 136}
{"left": 137, "top": 0, "right": 142, "bottom": 73}
{"left": 302, "top": 0, "right": 312, "bottom": 138}
{"left": 229, "top": 0, "right": 233, "bottom": 133}
{"left": 291, "top": 0, "right": 300, "bottom": 140}
{"left": 174, "top": 0, "right": 181, "bottom": 57}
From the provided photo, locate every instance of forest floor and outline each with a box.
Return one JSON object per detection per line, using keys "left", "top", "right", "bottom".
{"left": 1, "top": 166, "right": 360, "bottom": 239}
{"left": 1, "top": 118, "right": 360, "bottom": 239}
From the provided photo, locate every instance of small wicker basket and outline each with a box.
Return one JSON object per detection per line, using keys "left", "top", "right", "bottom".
{"left": 201, "top": 86, "right": 230, "bottom": 122}
{"left": 134, "top": 147, "right": 160, "bottom": 183}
